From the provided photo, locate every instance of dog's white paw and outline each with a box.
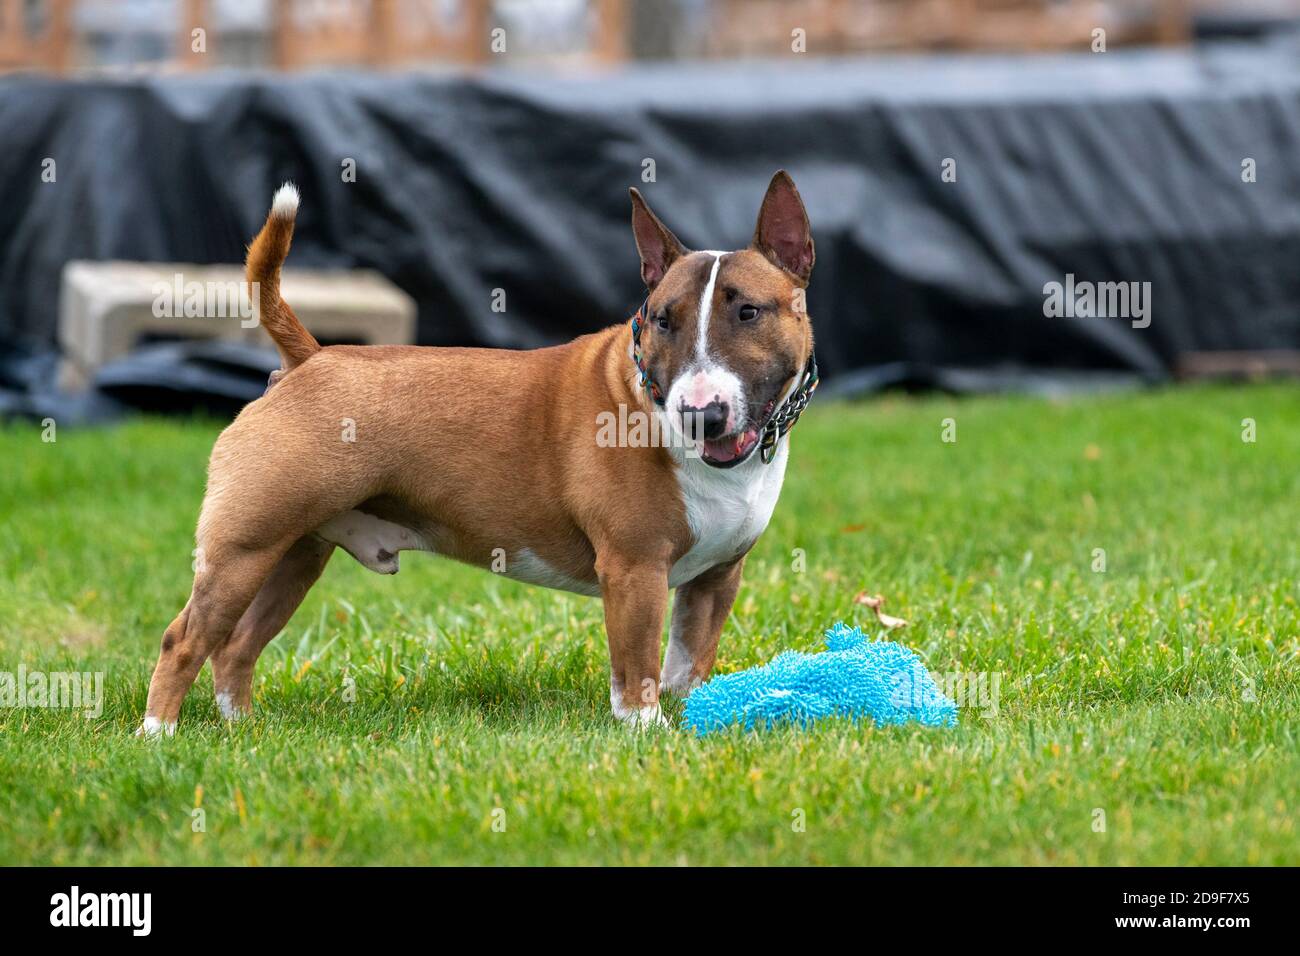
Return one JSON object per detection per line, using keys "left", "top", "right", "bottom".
{"left": 612, "top": 701, "right": 671, "bottom": 731}
{"left": 660, "top": 640, "right": 702, "bottom": 697}
{"left": 134, "top": 716, "right": 176, "bottom": 738}
{"left": 215, "top": 692, "right": 247, "bottom": 721}
{"left": 660, "top": 671, "right": 701, "bottom": 698}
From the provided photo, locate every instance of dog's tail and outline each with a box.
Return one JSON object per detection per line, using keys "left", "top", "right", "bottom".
{"left": 245, "top": 182, "right": 319, "bottom": 370}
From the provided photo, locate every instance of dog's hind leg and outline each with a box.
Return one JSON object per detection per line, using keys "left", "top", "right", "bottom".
{"left": 139, "top": 542, "right": 290, "bottom": 736}
{"left": 209, "top": 535, "right": 334, "bottom": 720}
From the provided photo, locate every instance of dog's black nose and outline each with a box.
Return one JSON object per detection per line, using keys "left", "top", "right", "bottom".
{"left": 681, "top": 401, "right": 729, "bottom": 441}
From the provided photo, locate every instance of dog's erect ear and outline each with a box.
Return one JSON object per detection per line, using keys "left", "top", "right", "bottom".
{"left": 629, "top": 187, "right": 687, "bottom": 289}
{"left": 752, "top": 170, "right": 814, "bottom": 285}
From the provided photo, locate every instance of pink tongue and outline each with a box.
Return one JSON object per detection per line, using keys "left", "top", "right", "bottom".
{"left": 704, "top": 427, "right": 757, "bottom": 462}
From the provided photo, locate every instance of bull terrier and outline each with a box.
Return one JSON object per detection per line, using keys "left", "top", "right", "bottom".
{"left": 139, "top": 170, "right": 817, "bottom": 734}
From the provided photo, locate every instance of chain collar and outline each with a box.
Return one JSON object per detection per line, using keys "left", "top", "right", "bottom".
{"left": 629, "top": 296, "right": 665, "bottom": 407}
{"left": 758, "top": 349, "right": 819, "bottom": 463}
{"left": 628, "top": 296, "right": 819, "bottom": 464}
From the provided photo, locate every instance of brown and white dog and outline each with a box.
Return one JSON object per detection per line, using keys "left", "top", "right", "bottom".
{"left": 138, "top": 170, "right": 816, "bottom": 734}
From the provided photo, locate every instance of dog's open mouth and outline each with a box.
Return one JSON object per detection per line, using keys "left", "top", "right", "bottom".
{"left": 699, "top": 398, "right": 776, "bottom": 468}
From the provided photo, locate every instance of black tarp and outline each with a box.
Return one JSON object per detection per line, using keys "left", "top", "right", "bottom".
{"left": 4, "top": 41, "right": 1300, "bottom": 418}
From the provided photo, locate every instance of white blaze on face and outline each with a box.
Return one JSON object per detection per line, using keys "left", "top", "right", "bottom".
{"left": 665, "top": 251, "right": 745, "bottom": 440}
{"left": 693, "top": 252, "right": 724, "bottom": 358}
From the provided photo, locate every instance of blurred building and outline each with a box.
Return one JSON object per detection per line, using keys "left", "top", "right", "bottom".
{"left": 6, "top": 1, "right": 1300, "bottom": 74}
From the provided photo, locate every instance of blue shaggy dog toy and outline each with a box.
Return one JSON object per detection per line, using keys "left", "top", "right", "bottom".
{"left": 682, "top": 622, "right": 958, "bottom": 736}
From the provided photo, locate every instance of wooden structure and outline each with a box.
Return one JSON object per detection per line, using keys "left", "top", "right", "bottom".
{"left": 0, "top": 0, "right": 628, "bottom": 72}
{"left": 0, "top": 0, "right": 72, "bottom": 72}
{"left": 272, "top": 0, "right": 494, "bottom": 70}
{"left": 0, "top": 1, "right": 1252, "bottom": 75}
{"left": 709, "top": 0, "right": 1194, "bottom": 56}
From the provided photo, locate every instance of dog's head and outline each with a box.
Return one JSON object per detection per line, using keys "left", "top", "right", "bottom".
{"left": 629, "top": 170, "right": 815, "bottom": 469}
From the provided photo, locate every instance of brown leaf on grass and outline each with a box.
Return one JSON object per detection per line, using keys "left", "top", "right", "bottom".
{"left": 853, "top": 591, "right": 909, "bottom": 629}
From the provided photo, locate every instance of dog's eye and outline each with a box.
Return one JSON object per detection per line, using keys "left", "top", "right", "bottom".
{"left": 655, "top": 313, "right": 671, "bottom": 332}
{"left": 739, "top": 304, "right": 760, "bottom": 322}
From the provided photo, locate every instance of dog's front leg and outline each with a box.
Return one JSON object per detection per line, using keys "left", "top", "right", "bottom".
{"left": 596, "top": 552, "right": 670, "bottom": 728}
{"left": 662, "top": 557, "right": 745, "bottom": 697}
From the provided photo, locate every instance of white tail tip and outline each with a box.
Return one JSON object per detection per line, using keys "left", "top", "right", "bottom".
{"left": 271, "top": 182, "right": 300, "bottom": 220}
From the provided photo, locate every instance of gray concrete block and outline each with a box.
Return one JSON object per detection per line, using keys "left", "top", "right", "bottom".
{"left": 59, "top": 261, "right": 417, "bottom": 390}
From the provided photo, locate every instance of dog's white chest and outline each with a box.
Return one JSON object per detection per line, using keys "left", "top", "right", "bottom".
{"left": 668, "top": 440, "right": 789, "bottom": 589}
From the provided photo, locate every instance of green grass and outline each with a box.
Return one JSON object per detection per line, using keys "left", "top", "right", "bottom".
{"left": 1, "top": 384, "right": 1297, "bottom": 865}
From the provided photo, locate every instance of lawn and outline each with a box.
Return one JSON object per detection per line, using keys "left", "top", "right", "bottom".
{"left": 0, "top": 384, "right": 1296, "bottom": 865}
